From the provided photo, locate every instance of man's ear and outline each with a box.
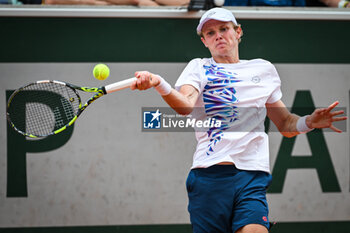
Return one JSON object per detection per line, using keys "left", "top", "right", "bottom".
{"left": 235, "top": 26, "right": 243, "bottom": 40}
{"left": 201, "top": 36, "right": 208, "bottom": 48}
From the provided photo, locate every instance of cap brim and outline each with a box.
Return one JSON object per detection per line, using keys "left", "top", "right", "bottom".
{"left": 196, "top": 17, "right": 234, "bottom": 35}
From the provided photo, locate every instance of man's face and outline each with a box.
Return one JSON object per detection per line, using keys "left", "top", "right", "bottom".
{"left": 201, "top": 20, "right": 242, "bottom": 59}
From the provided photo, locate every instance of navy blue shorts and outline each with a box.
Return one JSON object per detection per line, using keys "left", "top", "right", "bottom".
{"left": 186, "top": 165, "right": 272, "bottom": 233}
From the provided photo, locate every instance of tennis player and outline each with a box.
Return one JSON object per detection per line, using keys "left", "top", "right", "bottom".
{"left": 131, "top": 7, "right": 347, "bottom": 233}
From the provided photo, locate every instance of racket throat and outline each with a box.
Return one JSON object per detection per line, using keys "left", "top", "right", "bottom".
{"left": 101, "top": 86, "right": 107, "bottom": 95}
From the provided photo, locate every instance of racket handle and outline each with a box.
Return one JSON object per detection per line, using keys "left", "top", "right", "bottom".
{"left": 104, "top": 77, "right": 137, "bottom": 94}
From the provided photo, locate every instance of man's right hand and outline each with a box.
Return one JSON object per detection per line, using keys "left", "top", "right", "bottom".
{"left": 131, "top": 71, "right": 161, "bottom": 91}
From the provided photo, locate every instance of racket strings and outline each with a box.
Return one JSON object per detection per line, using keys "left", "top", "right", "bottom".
{"left": 7, "top": 82, "right": 80, "bottom": 136}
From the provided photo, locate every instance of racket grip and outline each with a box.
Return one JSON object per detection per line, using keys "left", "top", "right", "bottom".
{"left": 104, "top": 77, "right": 137, "bottom": 94}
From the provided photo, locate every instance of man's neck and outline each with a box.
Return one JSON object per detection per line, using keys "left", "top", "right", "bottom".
{"left": 213, "top": 53, "right": 239, "bottom": 64}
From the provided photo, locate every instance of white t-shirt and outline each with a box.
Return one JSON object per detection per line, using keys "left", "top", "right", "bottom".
{"left": 175, "top": 58, "right": 282, "bottom": 173}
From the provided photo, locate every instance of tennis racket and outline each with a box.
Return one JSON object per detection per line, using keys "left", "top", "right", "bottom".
{"left": 6, "top": 78, "right": 136, "bottom": 138}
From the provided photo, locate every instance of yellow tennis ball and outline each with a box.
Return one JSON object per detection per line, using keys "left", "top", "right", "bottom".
{"left": 93, "top": 64, "right": 110, "bottom": 80}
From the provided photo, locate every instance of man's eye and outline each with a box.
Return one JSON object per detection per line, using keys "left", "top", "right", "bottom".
{"left": 207, "top": 31, "right": 214, "bottom": 36}
{"left": 220, "top": 27, "right": 228, "bottom": 32}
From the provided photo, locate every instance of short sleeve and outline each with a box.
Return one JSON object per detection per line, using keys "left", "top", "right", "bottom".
{"left": 266, "top": 63, "right": 282, "bottom": 104}
{"left": 175, "top": 58, "right": 205, "bottom": 93}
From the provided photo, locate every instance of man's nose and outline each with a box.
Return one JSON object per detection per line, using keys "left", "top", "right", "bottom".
{"left": 215, "top": 32, "right": 222, "bottom": 40}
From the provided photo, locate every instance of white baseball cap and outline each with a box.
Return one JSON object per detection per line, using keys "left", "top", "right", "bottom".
{"left": 196, "top": 8, "right": 238, "bottom": 35}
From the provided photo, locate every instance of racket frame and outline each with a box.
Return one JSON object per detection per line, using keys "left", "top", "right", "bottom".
{"left": 7, "top": 78, "right": 136, "bottom": 138}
